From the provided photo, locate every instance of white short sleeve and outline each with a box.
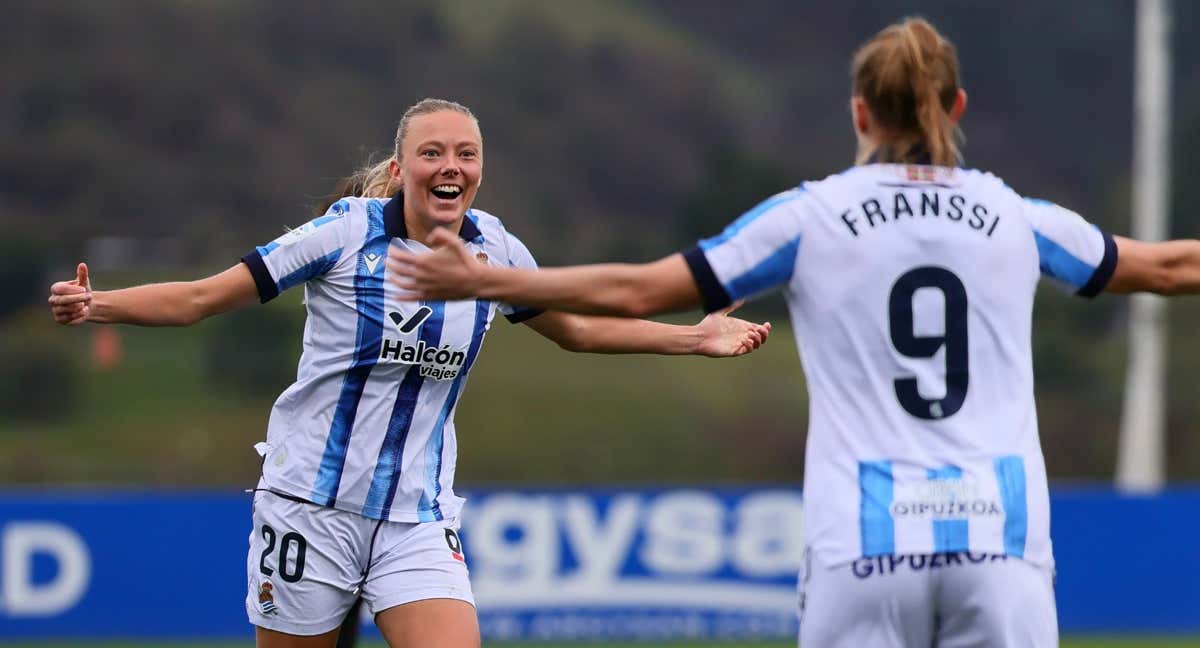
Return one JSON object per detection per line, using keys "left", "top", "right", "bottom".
{"left": 241, "top": 200, "right": 354, "bottom": 302}
{"left": 683, "top": 188, "right": 810, "bottom": 312}
{"left": 1022, "top": 198, "right": 1117, "bottom": 297}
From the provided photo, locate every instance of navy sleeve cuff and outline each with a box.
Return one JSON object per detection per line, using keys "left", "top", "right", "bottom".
{"left": 682, "top": 246, "right": 732, "bottom": 313}
{"left": 240, "top": 251, "right": 279, "bottom": 303}
{"left": 1076, "top": 232, "right": 1118, "bottom": 298}
{"left": 505, "top": 308, "right": 545, "bottom": 324}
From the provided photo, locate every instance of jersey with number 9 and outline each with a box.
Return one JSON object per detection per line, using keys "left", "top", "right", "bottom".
{"left": 682, "top": 163, "right": 1115, "bottom": 568}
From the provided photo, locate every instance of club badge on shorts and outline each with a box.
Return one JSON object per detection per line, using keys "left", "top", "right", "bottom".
{"left": 258, "top": 580, "right": 278, "bottom": 615}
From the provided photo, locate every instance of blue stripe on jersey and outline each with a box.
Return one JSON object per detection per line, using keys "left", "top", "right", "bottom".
{"left": 927, "top": 466, "right": 969, "bottom": 552}
{"left": 859, "top": 461, "right": 895, "bottom": 556}
{"left": 1033, "top": 230, "right": 1095, "bottom": 289}
{"left": 311, "top": 201, "right": 388, "bottom": 507}
{"left": 724, "top": 236, "right": 801, "bottom": 300}
{"left": 276, "top": 248, "right": 342, "bottom": 294}
{"left": 257, "top": 214, "right": 343, "bottom": 257}
{"left": 994, "top": 456, "right": 1028, "bottom": 558}
{"left": 418, "top": 299, "right": 491, "bottom": 522}
{"left": 364, "top": 301, "right": 446, "bottom": 520}
{"left": 699, "top": 189, "right": 802, "bottom": 252}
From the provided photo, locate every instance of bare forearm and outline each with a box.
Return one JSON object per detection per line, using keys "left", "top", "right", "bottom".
{"left": 88, "top": 282, "right": 210, "bottom": 325}
{"left": 1109, "top": 237, "right": 1200, "bottom": 295}
{"left": 477, "top": 256, "right": 700, "bottom": 318}
{"left": 476, "top": 264, "right": 647, "bottom": 316}
{"left": 1159, "top": 240, "right": 1200, "bottom": 295}
{"left": 387, "top": 235, "right": 703, "bottom": 316}
{"left": 560, "top": 315, "right": 705, "bottom": 355}
{"left": 50, "top": 263, "right": 257, "bottom": 327}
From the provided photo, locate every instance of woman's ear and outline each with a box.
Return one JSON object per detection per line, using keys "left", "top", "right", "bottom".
{"left": 388, "top": 158, "right": 404, "bottom": 192}
{"left": 950, "top": 89, "right": 968, "bottom": 124}
{"left": 850, "top": 96, "right": 872, "bottom": 136}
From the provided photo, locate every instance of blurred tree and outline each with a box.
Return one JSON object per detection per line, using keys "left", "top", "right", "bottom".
{"left": 0, "top": 340, "right": 75, "bottom": 420}
{"left": 0, "top": 238, "right": 50, "bottom": 323}
{"left": 678, "top": 147, "right": 794, "bottom": 242}
{"left": 204, "top": 305, "right": 298, "bottom": 399}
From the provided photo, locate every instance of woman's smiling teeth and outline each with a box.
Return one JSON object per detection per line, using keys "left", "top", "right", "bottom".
{"left": 431, "top": 185, "right": 462, "bottom": 200}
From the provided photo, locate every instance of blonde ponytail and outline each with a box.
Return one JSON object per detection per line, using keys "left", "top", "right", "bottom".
{"left": 314, "top": 157, "right": 394, "bottom": 215}
{"left": 851, "top": 17, "right": 962, "bottom": 167}
{"left": 356, "top": 158, "right": 397, "bottom": 199}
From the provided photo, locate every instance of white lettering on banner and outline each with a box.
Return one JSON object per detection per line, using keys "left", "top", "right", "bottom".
{"left": 640, "top": 491, "right": 724, "bottom": 574}
{"left": 470, "top": 495, "right": 557, "bottom": 583}
{"left": 466, "top": 490, "right": 805, "bottom": 611}
{"left": 561, "top": 495, "right": 639, "bottom": 582}
{"left": 732, "top": 492, "right": 804, "bottom": 577}
{"left": 1, "top": 522, "right": 91, "bottom": 617}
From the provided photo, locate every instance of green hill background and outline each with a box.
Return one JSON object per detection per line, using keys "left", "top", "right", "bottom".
{"left": 4, "top": 0, "right": 1200, "bottom": 485}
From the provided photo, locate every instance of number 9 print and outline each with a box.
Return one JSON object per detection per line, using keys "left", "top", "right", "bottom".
{"left": 888, "top": 266, "right": 969, "bottom": 420}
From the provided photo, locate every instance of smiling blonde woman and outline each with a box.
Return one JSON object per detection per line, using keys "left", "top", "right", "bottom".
{"left": 47, "top": 97, "right": 771, "bottom": 648}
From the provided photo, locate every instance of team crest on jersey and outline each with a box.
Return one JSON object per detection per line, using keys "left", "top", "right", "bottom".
{"left": 475, "top": 252, "right": 489, "bottom": 265}
{"left": 258, "top": 581, "right": 278, "bottom": 615}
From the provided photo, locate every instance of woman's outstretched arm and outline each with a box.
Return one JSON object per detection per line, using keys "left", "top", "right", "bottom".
{"left": 387, "top": 228, "right": 704, "bottom": 318}
{"left": 49, "top": 262, "right": 260, "bottom": 326}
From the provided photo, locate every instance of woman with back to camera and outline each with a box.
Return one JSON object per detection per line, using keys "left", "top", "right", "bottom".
{"left": 386, "top": 21, "right": 1200, "bottom": 647}
{"left": 46, "top": 98, "right": 771, "bottom": 648}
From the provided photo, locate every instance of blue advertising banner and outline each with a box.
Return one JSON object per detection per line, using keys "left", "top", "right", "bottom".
{"left": 466, "top": 489, "right": 803, "bottom": 642}
{"left": 0, "top": 487, "right": 1197, "bottom": 639}
{"left": 1051, "top": 488, "right": 1200, "bottom": 633}
{"left": 0, "top": 490, "right": 249, "bottom": 637}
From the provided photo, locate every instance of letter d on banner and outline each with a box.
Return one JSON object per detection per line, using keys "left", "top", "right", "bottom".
{"left": 2, "top": 522, "right": 91, "bottom": 616}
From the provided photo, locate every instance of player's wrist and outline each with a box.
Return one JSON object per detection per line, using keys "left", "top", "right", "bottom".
{"left": 84, "top": 291, "right": 106, "bottom": 324}
{"left": 474, "top": 263, "right": 505, "bottom": 301}
{"left": 683, "top": 323, "right": 708, "bottom": 355}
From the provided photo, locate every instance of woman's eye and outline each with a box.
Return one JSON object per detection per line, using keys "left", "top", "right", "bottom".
{"left": 421, "top": 150, "right": 438, "bottom": 159}
{"left": 461, "top": 151, "right": 477, "bottom": 159}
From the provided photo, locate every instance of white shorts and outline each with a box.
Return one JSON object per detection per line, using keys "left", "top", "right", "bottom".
{"left": 798, "top": 551, "right": 1057, "bottom": 648}
{"left": 245, "top": 490, "right": 474, "bottom": 636}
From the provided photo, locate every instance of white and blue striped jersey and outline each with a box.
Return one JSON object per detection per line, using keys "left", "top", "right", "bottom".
{"left": 683, "top": 164, "right": 1117, "bottom": 568}
{"left": 241, "top": 194, "right": 542, "bottom": 522}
